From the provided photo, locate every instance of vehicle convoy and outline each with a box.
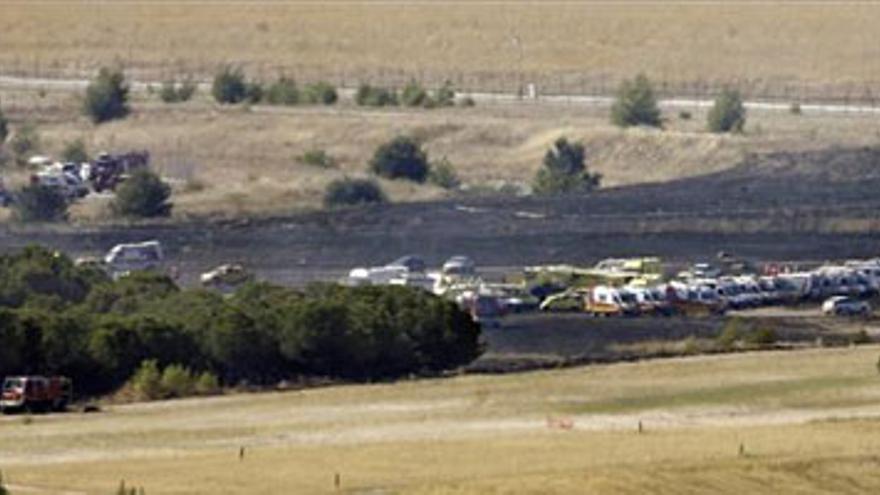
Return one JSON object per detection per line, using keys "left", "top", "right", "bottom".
{"left": 1, "top": 376, "right": 72, "bottom": 413}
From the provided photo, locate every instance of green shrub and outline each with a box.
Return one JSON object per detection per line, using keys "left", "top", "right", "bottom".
{"left": 303, "top": 81, "right": 338, "bottom": 105}
{"left": 111, "top": 169, "right": 173, "bottom": 218}
{"left": 434, "top": 80, "right": 456, "bottom": 107}
{"left": 610, "top": 73, "right": 662, "bottom": 128}
{"left": 324, "top": 178, "right": 386, "bottom": 208}
{"left": 716, "top": 318, "right": 743, "bottom": 350}
{"left": 355, "top": 84, "right": 397, "bottom": 107}
{"left": 212, "top": 66, "right": 247, "bottom": 104}
{"left": 130, "top": 359, "right": 162, "bottom": 400}
{"left": 369, "top": 136, "right": 429, "bottom": 182}
{"left": 159, "top": 78, "right": 197, "bottom": 103}
{"left": 790, "top": 102, "right": 802, "bottom": 115}
{"left": 745, "top": 327, "right": 776, "bottom": 346}
{"left": 194, "top": 371, "right": 221, "bottom": 395}
{"left": 0, "top": 108, "right": 8, "bottom": 146}
{"left": 10, "top": 123, "right": 40, "bottom": 166}
{"left": 61, "top": 138, "right": 89, "bottom": 163}
{"left": 84, "top": 67, "right": 130, "bottom": 124}
{"left": 265, "top": 77, "right": 299, "bottom": 105}
{"left": 13, "top": 184, "right": 68, "bottom": 222}
{"left": 116, "top": 480, "right": 145, "bottom": 495}
{"left": 298, "top": 149, "right": 337, "bottom": 168}
{"left": 401, "top": 79, "right": 429, "bottom": 107}
{"left": 707, "top": 88, "right": 746, "bottom": 133}
{"left": 160, "top": 364, "right": 194, "bottom": 398}
{"left": 244, "top": 82, "right": 264, "bottom": 104}
{"left": 458, "top": 96, "right": 476, "bottom": 107}
{"left": 428, "top": 157, "right": 461, "bottom": 189}
{"left": 679, "top": 110, "right": 692, "bottom": 120}
{"left": 682, "top": 336, "right": 700, "bottom": 355}
{"left": 532, "top": 137, "right": 601, "bottom": 195}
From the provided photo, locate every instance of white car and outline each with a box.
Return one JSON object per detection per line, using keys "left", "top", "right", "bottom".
{"left": 822, "top": 296, "right": 871, "bottom": 316}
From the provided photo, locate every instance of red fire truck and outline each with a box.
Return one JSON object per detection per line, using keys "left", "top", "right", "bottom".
{"left": 1, "top": 376, "right": 73, "bottom": 413}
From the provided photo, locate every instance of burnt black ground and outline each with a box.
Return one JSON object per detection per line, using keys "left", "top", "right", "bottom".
{"left": 2, "top": 146, "right": 880, "bottom": 286}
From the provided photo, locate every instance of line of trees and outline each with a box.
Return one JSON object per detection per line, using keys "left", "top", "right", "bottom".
{"left": 0, "top": 246, "right": 484, "bottom": 396}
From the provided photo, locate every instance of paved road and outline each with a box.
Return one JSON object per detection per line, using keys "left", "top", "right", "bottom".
{"left": 3, "top": 74, "right": 880, "bottom": 115}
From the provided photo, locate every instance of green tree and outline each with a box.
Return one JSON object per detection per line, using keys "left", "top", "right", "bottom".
{"left": 84, "top": 67, "right": 130, "bottom": 124}
{"left": 265, "top": 77, "right": 299, "bottom": 105}
{"left": 61, "top": 138, "right": 89, "bottom": 163}
{"left": 434, "top": 80, "right": 456, "bottom": 107}
{"left": 369, "top": 136, "right": 430, "bottom": 182}
{"left": 12, "top": 184, "right": 68, "bottom": 222}
{"left": 401, "top": 80, "right": 429, "bottom": 107}
{"left": 0, "top": 107, "right": 8, "bottom": 146}
{"left": 324, "top": 178, "right": 386, "bottom": 208}
{"left": 533, "top": 138, "right": 601, "bottom": 195}
{"left": 111, "top": 169, "right": 173, "bottom": 218}
{"left": 707, "top": 88, "right": 746, "bottom": 133}
{"left": 194, "top": 371, "right": 221, "bottom": 395}
{"left": 355, "top": 84, "right": 397, "bottom": 107}
{"left": 303, "top": 82, "right": 338, "bottom": 105}
{"left": 160, "top": 363, "right": 195, "bottom": 398}
{"left": 212, "top": 66, "right": 247, "bottom": 104}
{"left": 130, "top": 359, "right": 162, "bottom": 399}
{"left": 610, "top": 73, "right": 662, "bottom": 128}
{"left": 428, "top": 157, "right": 461, "bottom": 189}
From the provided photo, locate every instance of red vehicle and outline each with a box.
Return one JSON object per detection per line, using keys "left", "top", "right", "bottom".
{"left": 1, "top": 376, "right": 73, "bottom": 413}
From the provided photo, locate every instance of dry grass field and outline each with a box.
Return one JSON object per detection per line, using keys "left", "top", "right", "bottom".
{"left": 5, "top": 81, "right": 880, "bottom": 220}
{"left": 3, "top": 346, "right": 880, "bottom": 494}
{"left": 3, "top": 1, "right": 880, "bottom": 99}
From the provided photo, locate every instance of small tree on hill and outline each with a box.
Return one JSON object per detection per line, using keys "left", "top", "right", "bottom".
{"left": 111, "top": 169, "right": 173, "bottom": 218}
{"left": 401, "top": 80, "right": 429, "bottom": 107}
{"left": 533, "top": 137, "right": 601, "bottom": 195}
{"left": 266, "top": 77, "right": 299, "bottom": 105}
{"left": 707, "top": 88, "right": 746, "bottom": 133}
{"left": 0, "top": 108, "right": 8, "bottom": 146}
{"left": 303, "top": 81, "right": 338, "bottom": 105}
{"left": 369, "top": 136, "right": 430, "bottom": 182}
{"left": 84, "top": 67, "right": 130, "bottom": 124}
{"left": 324, "top": 177, "right": 387, "bottom": 207}
{"left": 212, "top": 66, "right": 247, "bottom": 104}
{"left": 610, "top": 73, "right": 662, "bottom": 128}
{"left": 13, "top": 184, "right": 68, "bottom": 222}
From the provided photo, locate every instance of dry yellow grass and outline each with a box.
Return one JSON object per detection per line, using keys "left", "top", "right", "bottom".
{"left": 2, "top": 1, "right": 880, "bottom": 95}
{"left": 4, "top": 84, "right": 876, "bottom": 220}
{"left": 3, "top": 346, "right": 880, "bottom": 494}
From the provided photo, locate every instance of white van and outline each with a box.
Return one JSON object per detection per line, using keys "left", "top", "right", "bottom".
{"left": 104, "top": 241, "right": 164, "bottom": 276}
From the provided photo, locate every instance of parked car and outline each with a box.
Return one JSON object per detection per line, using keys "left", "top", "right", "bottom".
{"left": 822, "top": 296, "right": 871, "bottom": 316}
{"left": 104, "top": 240, "right": 164, "bottom": 277}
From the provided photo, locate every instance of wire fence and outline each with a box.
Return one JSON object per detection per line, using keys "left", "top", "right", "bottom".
{"left": 3, "top": 57, "right": 880, "bottom": 109}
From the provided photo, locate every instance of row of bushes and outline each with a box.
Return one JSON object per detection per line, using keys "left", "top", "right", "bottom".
{"left": 0, "top": 246, "right": 484, "bottom": 396}
{"left": 322, "top": 131, "right": 599, "bottom": 207}
{"left": 211, "top": 67, "right": 339, "bottom": 106}
{"left": 356, "top": 80, "right": 468, "bottom": 108}
{"left": 611, "top": 73, "right": 747, "bottom": 133}
{"left": 75, "top": 66, "right": 473, "bottom": 124}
